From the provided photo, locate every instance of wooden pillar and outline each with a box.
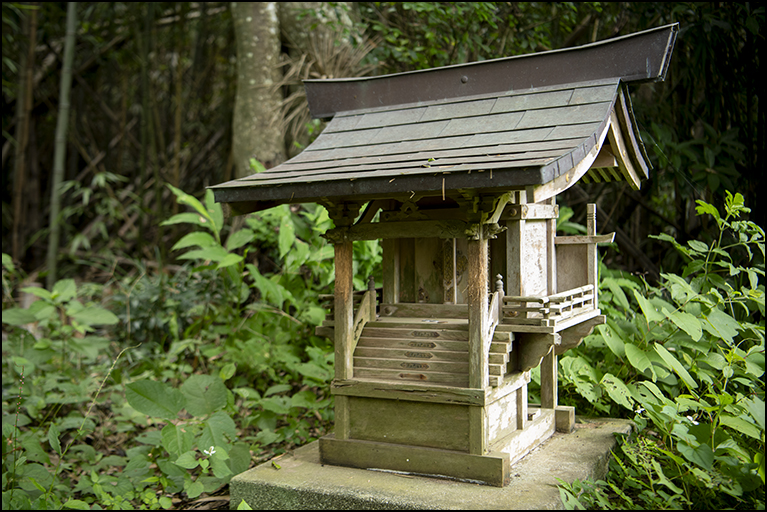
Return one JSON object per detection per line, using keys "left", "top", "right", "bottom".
{"left": 333, "top": 241, "right": 354, "bottom": 439}
{"left": 540, "top": 347, "right": 558, "bottom": 409}
{"left": 381, "top": 239, "right": 400, "bottom": 304}
{"left": 586, "top": 203, "right": 598, "bottom": 305}
{"left": 467, "top": 230, "right": 489, "bottom": 455}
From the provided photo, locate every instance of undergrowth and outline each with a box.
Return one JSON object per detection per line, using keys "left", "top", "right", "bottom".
{"left": 2, "top": 185, "right": 380, "bottom": 509}
{"left": 2, "top": 189, "right": 762, "bottom": 509}
{"left": 556, "top": 192, "right": 764, "bottom": 509}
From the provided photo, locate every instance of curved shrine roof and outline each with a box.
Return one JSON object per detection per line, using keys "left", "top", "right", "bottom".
{"left": 211, "top": 24, "right": 677, "bottom": 214}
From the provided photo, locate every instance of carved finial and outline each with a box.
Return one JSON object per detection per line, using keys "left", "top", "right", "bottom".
{"left": 587, "top": 203, "right": 597, "bottom": 236}
{"left": 368, "top": 275, "right": 376, "bottom": 292}
{"left": 495, "top": 274, "right": 505, "bottom": 295}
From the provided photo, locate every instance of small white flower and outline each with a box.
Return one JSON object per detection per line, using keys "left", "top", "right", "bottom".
{"left": 686, "top": 415, "right": 699, "bottom": 426}
{"left": 203, "top": 446, "right": 216, "bottom": 456}
{"left": 635, "top": 407, "right": 645, "bottom": 415}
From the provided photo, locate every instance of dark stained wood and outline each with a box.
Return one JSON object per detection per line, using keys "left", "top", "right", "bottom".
{"left": 304, "top": 23, "right": 677, "bottom": 118}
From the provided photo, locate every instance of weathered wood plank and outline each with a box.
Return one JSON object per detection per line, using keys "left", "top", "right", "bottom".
{"left": 540, "top": 350, "right": 558, "bottom": 409}
{"left": 381, "top": 238, "right": 399, "bottom": 304}
{"left": 399, "top": 238, "right": 416, "bottom": 303}
{"left": 331, "top": 378, "right": 486, "bottom": 405}
{"left": 353, "top": 356, "right": 468, "bottom": 374}
{"left": 379, "top": 302, "right": 468, "bottom": 319}
{"left": 347, "top": 397, "right": 469, "bottom": 451}
{"left": 319, "top": 434, "right": 510, "bottom": 487}
{"left": 354, "top": 346, "right": 469, "bottom": 363}
{"left": 352, "top": 368, "right": 469, "bottom": 387}
{"left": 357, "top": 335, "right": 469, "bottom": 352}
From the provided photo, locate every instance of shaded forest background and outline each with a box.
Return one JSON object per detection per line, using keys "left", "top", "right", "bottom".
{"left": 1, "top": 1, "right": 763, "bottom": 282}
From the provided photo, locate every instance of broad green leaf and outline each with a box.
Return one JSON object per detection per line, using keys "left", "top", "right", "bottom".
{"left": 633, "top": 290, "right": 664, "bottom": 324}
{"left": 177, "top": 245, "right": 231, "bottom": 263}
{"left": 205, "top": 189, "right": 224, "bottom": 236}
{"left": 295, "top": 361, "right": 331, "bottom": 383}
{"left": 695, "top": 199, "right": 721, "bottom": 223}
{"left": 624, "top": 343, "right": 656, "bottom": 380}
{"left": 52, "top": 279, "right": 77, "bottom": 302}
{"left": 702, "top": 307, "right": 740, "bottom": 344}
{"left": 167, "top": 184, "right": 211, "bottom": 223}
{"left": 278, "top": 213, "right": 295, "bottom": 259}
{"left": 70, "top": 305, "right": 119, "bottom": 326}
{"left": 63, "top": 499, "right": 91, "bottom": 509}
{"left": 180, "top": 375, "right": 228, "bottom": 417}
{"left": 600, "top": 322, "right": 625, "bottom": 357}
{"left": 741, "top": 397, "right": 765, "bottom": 430}
{"left": 216, "top": 253, "right": 244, "bottom": 270}
{"left": 264, "top": 383, "right": 292, "bottom": 397}
{"left": 1, "top": 307, "right": 38, "bottom": 326}
{"left": 174, "top": 450, "right": 199, "bottom": 469}
{"left": 678, "top": 441, "right": 714, "bottom": 471}
{"left": 160, "top": 212, "right": 210, "bottom": 230}
{"left": 654, "top": 343, "right": 698, "bottom": 390}
{"left": 662, "top": 308, "right": 702, "bottom": 341}
{"left": 162, "top": 424, "right": 194, "bottom": 457}
{"left": 719, "top": 414, "right": 762, "bottom": 440}
{"left": 603, "top": 278, "right": 630, "bottom": 311}
{"left": 185, "top": 480, "right": 205, "bottom": 499}
{"left": 20, "top": 286, "right": 53, "bottom": 301}
{"left": 48, "top": 423, "right": 62, "bottom": 456}
{"left": 601, "top": 373, "right": 634, "bottom": 410}
{"left": 651, "top": 459, "right": 684, "bottom": 494}
{"left": 687, "top": 240, "right": 709, "bottom": 254}
{"left": 260, "top": 396, "right": 291, "bottom": 415}
{"left": 220, "top": 362, "right": 236, "bottom": 381}
{"left": 210, "top": 452, "right": 233, "bottom": 479}
{"left": 2, "top": 252, "right": 15, "bottom": 271}
{"left": 226, "top": 228, "right": 255, "bottom": 251}
{"left": 172, "top": 232, "right": 217, "bottom": 251}
{"left": 126, "top": 380, "right": 185, "bottom": 420}
{"left": 199, "top": 411, "right": 237, "bottom": 451}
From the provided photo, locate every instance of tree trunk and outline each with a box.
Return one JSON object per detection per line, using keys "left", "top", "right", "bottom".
{"left": 46, "top": 2, "right": 77, "bottom": 289}
{"left": 12, "top": 3, "right": 37, "bottom": 264}
{"left": 231, "top": 2, "right": 285, "bottom": 178}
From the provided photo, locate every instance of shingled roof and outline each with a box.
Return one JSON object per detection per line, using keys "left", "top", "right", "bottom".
{"left": 212, "top": 24, "right": 678, "bottom": 214}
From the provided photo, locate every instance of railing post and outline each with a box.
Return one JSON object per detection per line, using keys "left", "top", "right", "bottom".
{"left": 368, "top": 275, "right": 377, "bottom": 319}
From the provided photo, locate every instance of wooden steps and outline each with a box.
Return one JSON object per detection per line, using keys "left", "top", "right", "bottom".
{"left": 351, "top": 321, "right": 513, "bottom": 387}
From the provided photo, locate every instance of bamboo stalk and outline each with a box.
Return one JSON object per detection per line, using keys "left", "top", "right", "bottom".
{"left": 46, "top": 2, "right": 77, "bottom": 289}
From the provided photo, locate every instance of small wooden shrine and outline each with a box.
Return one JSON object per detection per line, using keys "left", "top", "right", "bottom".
{"left": 211, "top": 24, "right": 678, "bottom": 486}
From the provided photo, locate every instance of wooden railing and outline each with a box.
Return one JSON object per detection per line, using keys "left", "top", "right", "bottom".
{"left": 317, "top": 276, "right": 378, "bottom": 351}
{"left": 502, "top": 284, "right": 596, "bottom": 327}
{"left": 487, "top": 274, "right": 504, "bottom": 337}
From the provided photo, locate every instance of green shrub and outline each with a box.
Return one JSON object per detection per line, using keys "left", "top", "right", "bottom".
{"left": 2, "top": 184, "right": 382, "bottom": 509}
{"left": 557, "top": 191, "right": 764, "bottom": 509}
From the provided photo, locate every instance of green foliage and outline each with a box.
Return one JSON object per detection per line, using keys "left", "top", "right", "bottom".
{"left": 2, "top": 182, "right": 383, "bottom": 508}
{"left": 557, "top": 191, "right": 764, "bottom": 509}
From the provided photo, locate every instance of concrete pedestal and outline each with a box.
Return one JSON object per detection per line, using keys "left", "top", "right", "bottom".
{"left": 230, "top": 417, "right": 632, "bottom": 510}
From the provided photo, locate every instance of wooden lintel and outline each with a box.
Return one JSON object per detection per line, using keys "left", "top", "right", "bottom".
{"left": 324, "top": 219, "right": 470, "bottom": 243}
{"left": 554, "top": 233, "right": 615, "bottom": 245}
{"left": 501, "top": 203, "right": 559, "bottom": 221}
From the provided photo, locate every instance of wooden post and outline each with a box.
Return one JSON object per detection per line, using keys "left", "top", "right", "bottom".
{"left": 381, "top": 239, "right": 399, "bottom": 304}
{"left": 467, "top": 229, "right": 489, "bottom": 455}
{"left": 368, "top": 275, "right": 377, "bottom": 319}
{"left": 540, "top": 348, "right": 558, "bottom": 409}
{"left": 334, "top": 241, "right": 354, "bottom": 439}
{"left": 334, "top": 241, "right": 354, "bottom": 380}
{"left": 587, "top": 203, "right": 598, "bottom": 305}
